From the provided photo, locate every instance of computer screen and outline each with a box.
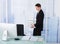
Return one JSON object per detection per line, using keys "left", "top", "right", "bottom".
{"left": 16, "top": 24, "right": 25, "bottom": 36}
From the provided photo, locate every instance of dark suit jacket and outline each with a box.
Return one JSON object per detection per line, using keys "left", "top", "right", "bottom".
{"left": 34, "top": 10, "right": 44, "bottom": 31}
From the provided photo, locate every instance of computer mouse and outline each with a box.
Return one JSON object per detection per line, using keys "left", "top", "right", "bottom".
{"left": 14, "top": 38, "right": 20, "bottom": 40}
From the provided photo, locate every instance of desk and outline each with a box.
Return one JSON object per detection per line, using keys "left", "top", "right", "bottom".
{"left": 0, "top": 23, "right": 46, "bottom": 44}
{"left": 0, "top": 37, "right": 46, "bottom": 44}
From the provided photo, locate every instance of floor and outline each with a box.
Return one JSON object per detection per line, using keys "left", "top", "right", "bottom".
{"left": 47, "top": 43, "right": 60, "bottom": 44}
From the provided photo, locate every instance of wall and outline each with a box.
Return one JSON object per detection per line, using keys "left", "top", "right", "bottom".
{"left": 54, "top": 0, "right": 60, "bottom": 43}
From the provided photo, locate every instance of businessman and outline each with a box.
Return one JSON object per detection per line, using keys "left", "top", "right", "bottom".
{"left": 31, "top": 3, "right": 44, "bottom": 36}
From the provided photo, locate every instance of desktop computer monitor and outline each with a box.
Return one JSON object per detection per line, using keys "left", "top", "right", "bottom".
{"left": 0, "top": 23, "right": 25, "bottom": 39}
{"left": 16, "top": 24, "right": 25, "bottom": 36}
{"left": 6, "top": 24, "right": 25, "bottom": 38}
{"left": 6, "top": 24, "right": 17, "bottom": 38}
{"left": 0, "top": 23, "right": 17, "bottom": 38}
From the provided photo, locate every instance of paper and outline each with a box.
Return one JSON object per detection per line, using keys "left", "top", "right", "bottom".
{"left": 30, "top": 36, "right": 38, "bottom": 41}
{"left": 21, "top": 36, "right": 31, "bottom": 40}
{"left": 30, "top": 36, "right": 43, "bottom": 41}
{"left": 37, "top": 38, "right": 43, "bottom": 41}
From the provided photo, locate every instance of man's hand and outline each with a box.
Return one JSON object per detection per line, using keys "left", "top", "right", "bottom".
{"left": 31, "top": 24, "right": 35, "bottom": 28}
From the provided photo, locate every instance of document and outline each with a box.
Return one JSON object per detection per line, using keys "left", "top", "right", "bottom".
{"left": 30, "top": 36, "right": 38, "bottom": 41}
{"left": 21, "top": 36, "right": 31, "bottom": 40}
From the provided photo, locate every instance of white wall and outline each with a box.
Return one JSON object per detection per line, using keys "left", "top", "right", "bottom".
{"left": 54, "top": 0, "right": 60, "bottom": 17}
{"left": 54, "top": 0, "right": 60, "bottom": 43}
{"left": 0, "top": 0, "right": 3, "bottom": 22}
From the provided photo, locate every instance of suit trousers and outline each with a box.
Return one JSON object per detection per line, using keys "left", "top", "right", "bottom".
{"left": 33, "top": 28, "right": 42, "bottom": 36}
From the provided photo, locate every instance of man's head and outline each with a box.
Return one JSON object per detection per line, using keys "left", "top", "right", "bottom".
{"left": 35, "top": 3, "right": 41, "bottom": 12}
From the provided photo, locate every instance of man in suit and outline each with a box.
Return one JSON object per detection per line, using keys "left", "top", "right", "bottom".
{"left": 31, "top": 3, "right": 44, "bottom": 36}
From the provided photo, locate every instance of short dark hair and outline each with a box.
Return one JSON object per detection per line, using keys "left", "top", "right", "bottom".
{"left": 35, "top": 3, "right": 41, "bottom": 7}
